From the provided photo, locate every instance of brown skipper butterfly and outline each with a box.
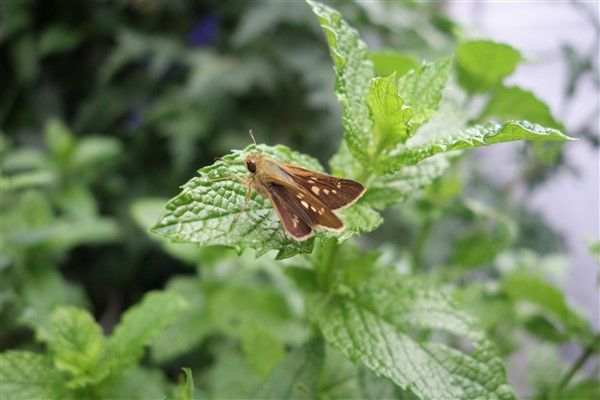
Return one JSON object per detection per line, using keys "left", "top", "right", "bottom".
{"left": 225, "top": 131, "right": 366, "bottom": 241}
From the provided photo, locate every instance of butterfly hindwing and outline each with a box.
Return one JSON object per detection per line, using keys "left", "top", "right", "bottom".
{"left": 266, "top": 182, "right": 343, "bottom": 240}
{"left": 281, "top": 164, "right": 366, "bottom": 210}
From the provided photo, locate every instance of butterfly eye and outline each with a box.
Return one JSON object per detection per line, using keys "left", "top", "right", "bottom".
{"left": 245, "top": 160, "right": 256, "bottom": 173}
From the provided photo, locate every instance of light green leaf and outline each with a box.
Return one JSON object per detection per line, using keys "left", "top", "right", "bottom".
{"left": 370, "top": 51, "right": 419, "bottom": 78}
{"left": 255, "top": 338, "right": 324, "bottom": 399}
{"left": 45, "top": 119, "right": 75, "bottom": 161}
{"left": 307, "top": 0, "right": 374, "bottom": 165}
{"left": 107, "top": 291, "right": 188, "bottom": 374}
{"left": 0, "top": 351, "right": 64, "bottom": 400}
{"left": 456, "top": 40, "right": 522, "bottom": 93}
{"left": 152, "top": 144, "right": 372, "bottom": 259}
{"left": 480, "top": 86, "right": 564, "bottom": 130}
{"left": 205, "top": 343, "right": 261, "bottom": 398}
{"left": 178, "top": 368, "right": 194, "bottom": 400}
{"left": 365, "top": 154, "right": 451, "bottom": 209}
{"left": 367, "top": 73, "right": 413, "bottom": 150}
{"left": 150, "top": 278, "right": 211, "bottom": 363}
{"left": 397, "top": 57, "right": 452, "bottom": 127}
{"left": 99, "top": 367, "right": 168, "bottom": 400}
{"left": 48, "top": 307, "right": 107, "bottom": 386}
{"left": 308, "top": 269, "right": 515, "bottom": 399}
{"left": 241, "top": 325, "right": 285, "bottom": 379}
{"left": 381, "top": 120, "right": 574, "bottom": 172}
{"left": 501, "top": 272, "right": 593, "bottom": 342}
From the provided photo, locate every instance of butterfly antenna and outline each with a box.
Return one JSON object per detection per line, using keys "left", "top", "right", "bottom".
{"left": 248, "top": 129, "right": 257, "bottom": 146}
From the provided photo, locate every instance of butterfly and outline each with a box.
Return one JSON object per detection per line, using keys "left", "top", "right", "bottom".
{"left": 228, "top": 131, "right": 366, "bottom": 241}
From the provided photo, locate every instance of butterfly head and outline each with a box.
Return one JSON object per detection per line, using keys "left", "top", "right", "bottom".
{"left": 244, "top": 151, "right": 263, "bottom": 174}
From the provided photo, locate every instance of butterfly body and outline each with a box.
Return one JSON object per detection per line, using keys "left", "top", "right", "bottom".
{"left": 241, "top": 150, "right": 365, "bottom": 241}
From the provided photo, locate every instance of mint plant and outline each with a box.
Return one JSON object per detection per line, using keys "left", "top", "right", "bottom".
{"left": 147, "top": 1, "right": 578, "bottom": 398}
{"left": 2, "top": 1, "right": 597, "bottom": 399}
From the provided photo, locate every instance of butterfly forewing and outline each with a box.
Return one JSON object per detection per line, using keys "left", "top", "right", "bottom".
{"left": 282, "top": 164, "right": 365, "bottom": 210}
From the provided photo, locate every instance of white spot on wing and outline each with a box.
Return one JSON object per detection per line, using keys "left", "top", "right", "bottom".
{"left": 301, "top": 200, "right": 309, "bottom": 208}
{"left": 311, "top": 206, "right": 317, "bottom": 212}
{"left": 332, "top": 189, "right": 337, "bottom": 194}
{"left": 323, "top": 189, "right": 330, "bottom": 195}
{"left": 311, "top": 186, "right": 320, "bottom": 195}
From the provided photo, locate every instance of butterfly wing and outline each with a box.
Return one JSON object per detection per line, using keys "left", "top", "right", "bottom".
{"left": 265, "top": 182, "right": 344, "bottom": 240}
{"left": 281, "top": 164, "right": 366, "bottom": 210}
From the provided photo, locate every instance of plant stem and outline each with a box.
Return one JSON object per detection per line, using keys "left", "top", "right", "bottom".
{"left": 556, "top": 336, "right": 599, "bottom": 394}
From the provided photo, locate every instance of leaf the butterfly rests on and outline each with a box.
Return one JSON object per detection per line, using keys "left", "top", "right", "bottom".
{"left": 152, "top": 143, "right": 377, "bottom": 258}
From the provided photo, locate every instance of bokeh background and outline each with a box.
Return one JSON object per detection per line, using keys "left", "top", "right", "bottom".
{"left": 1, "top": 0, "right": 598, "bottom": 397}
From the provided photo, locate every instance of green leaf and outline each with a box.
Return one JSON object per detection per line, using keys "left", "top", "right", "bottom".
{"left": 150, "top": 278, "right": 211, "bottom": 363}
{"left": 178, "top": 368, "right": 194, "bottom": 400}
{"left": 453, "top": 200, "right": 517, "bottom": 268}
{"left": 38, "top": 25, "right": 83, "bottom": 56}
{"left": 367, "top": 73, "right": 412, "bottom": 150}
{"left": 365, "top": 154, "right": 451, "bottom": 209}
{"left": 255, "top": 338, "right": 324, "bottom": 399}
{"left": 370, "top": 51, "right": 419, "bottom": 78}
{"left": 397, "top": 57, "right": 452, "bottom": 127}
{"left": 480, "top": 86, "right": 564, "bottom": 130}
{"left": 241, "top": 325, "right": 285, "bottom": 379}
{"left": 48, "top": 307, "right": 108, "bottom": 386}
{"left": 501, "top": 272, "right": 593, "bottom": 342}
{"left": 107, "top": 291, "right": 188, "bottom": 374}
{"left": 19, "top": 268, "right": 88, "bottom": 342}
{"left": 0, "top": 351, "right": 64, "bottom": 400}
{"left": 98, "top": 367, "right": 168, "bottom": 400}
{"left": 381, "top": 120, "right": 574, "bottom": 172}
{"left": 130, "top": 198, "right": 201, "bottom": 265}
{"left": 45, "top": 119, "right": 75, "bottom": 162}
{"left": 307, "top": 0, "right": 374, "bottom": 165}
{"left": 456, "top": 40, "right": 522, "bottom": 93}
{"left": 152, "top": 144, "right": 370, "bottom": 259}
{"left": 308, "top": 269, "right": 515, "bottom": 399}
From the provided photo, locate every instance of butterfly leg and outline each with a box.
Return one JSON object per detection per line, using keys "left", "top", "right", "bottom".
{"left": 231, "top": 178, "right": 255, "bottom": 227}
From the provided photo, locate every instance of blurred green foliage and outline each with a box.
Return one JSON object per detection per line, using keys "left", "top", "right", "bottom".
{"left": 1, "top": 1, "right": 598, "bottom": 399}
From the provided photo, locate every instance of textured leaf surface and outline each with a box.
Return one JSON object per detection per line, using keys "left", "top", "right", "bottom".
{"left": 365, "top": 154, "right": 451, "bottom": 209}
{"left": 307, "top": 0, "right": 374, "bottom": 165}
{"left": 0, "top": 351, "right": 64, "bottom": 400}
{"left": 48, "top": 307, "right": 107, "bottom": 385}
{"left": 107, "top": 291, "right": 187, "bottom": 373}
{"left": 382, "top": 120, "right": 573, "bottom": 172}
{"left": 367, "top": 73, "right": 412, "bottom": 149}
{"left": 308, "top": 269, "right": 515, "bottom": 400}
{"left": 152, "top": 144, "right": 373, "bottom": 259}
{"left": 456, "top": 40, "right": 522, "bottom": 93}
{"left": 255, "top": 338, "right": 324, "bottom": 399}
{"left": 397, "top": 57, "right": 451, "bottom": 127}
